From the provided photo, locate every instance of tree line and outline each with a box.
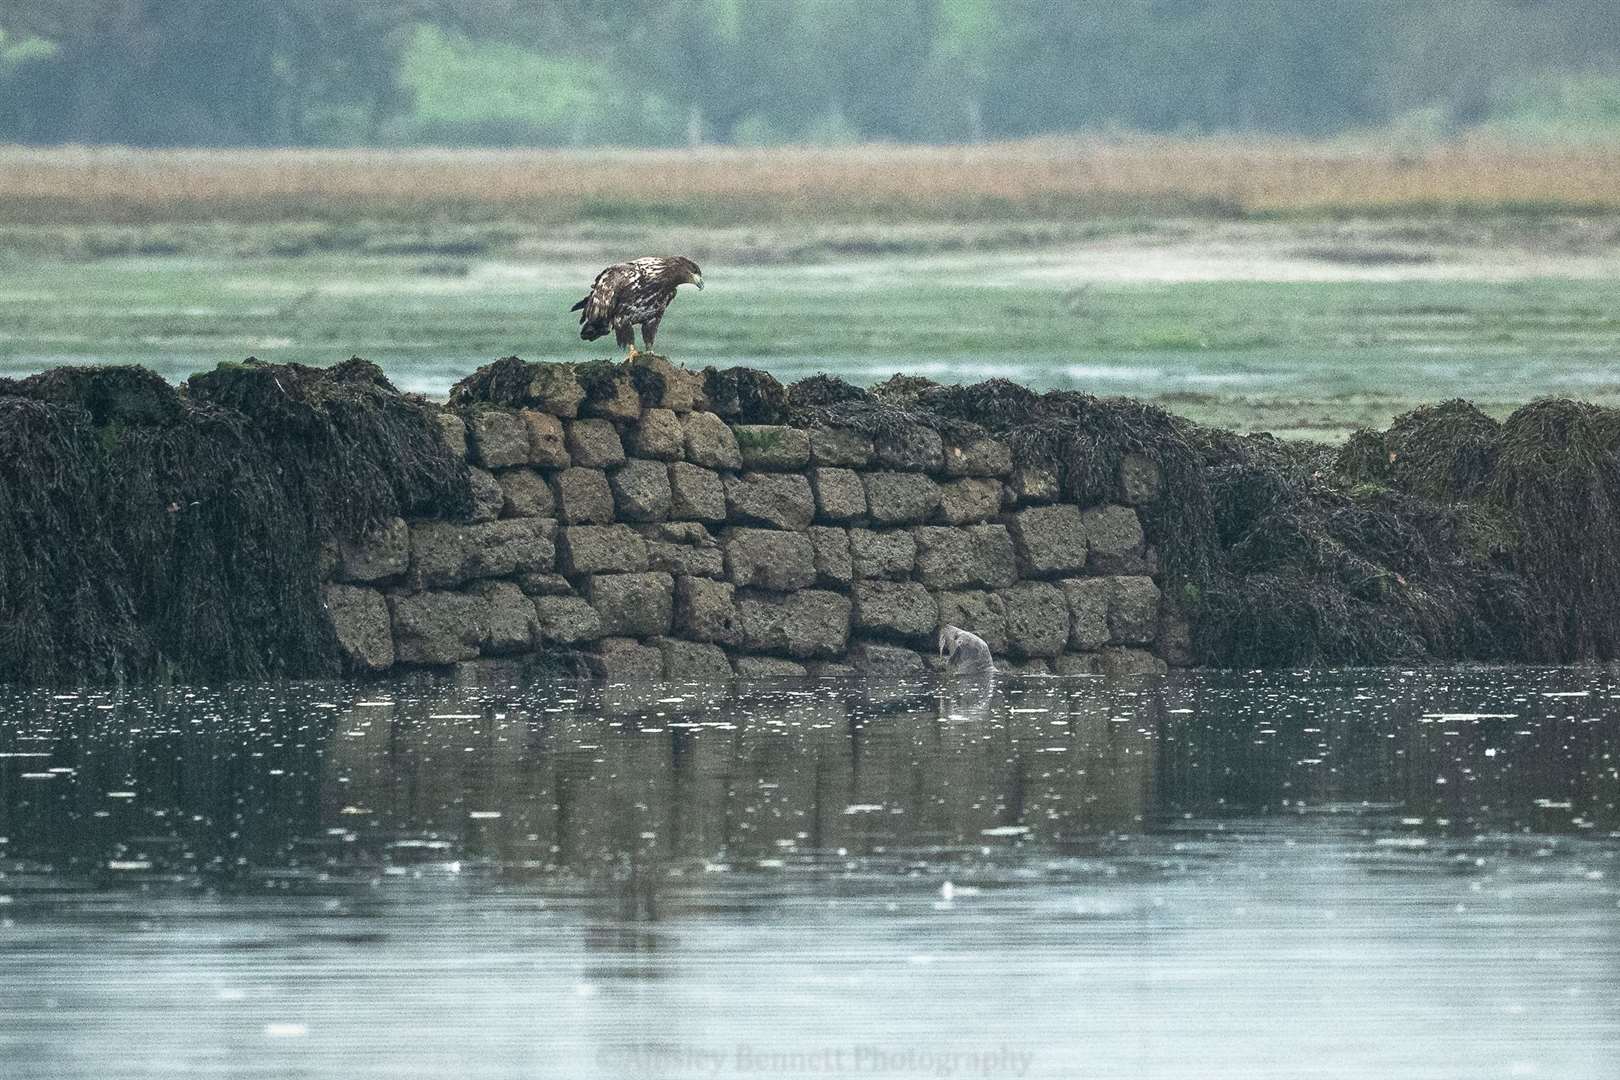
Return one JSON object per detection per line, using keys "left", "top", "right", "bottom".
{"left": 2, "top": 0, "right": 1618, "bottom": 147}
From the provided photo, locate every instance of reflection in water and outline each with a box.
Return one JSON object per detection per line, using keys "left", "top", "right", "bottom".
{"left": 0, "top": 669, "right": 1617, "bottom": 1079}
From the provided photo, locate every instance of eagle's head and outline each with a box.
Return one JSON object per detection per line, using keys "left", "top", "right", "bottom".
{"left": 673, "top": 256, "right": 704, "bottom": 290}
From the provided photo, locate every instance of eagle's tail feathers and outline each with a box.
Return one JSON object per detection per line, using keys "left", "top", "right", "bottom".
{"left": 569, "top": 295, "right": 589, "bottom": 312}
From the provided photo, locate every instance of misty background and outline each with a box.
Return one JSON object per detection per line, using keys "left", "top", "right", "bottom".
{"left": 3, "top": 0, "right": 1620, "bottom": 149}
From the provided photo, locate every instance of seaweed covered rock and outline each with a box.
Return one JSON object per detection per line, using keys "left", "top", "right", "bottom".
{"left": 778, "top": 371, "right": 1591, "bottom": 669}
{"left": 0, "top": 359, "right": 469, "bottom": 683}
{"left": 186, "top": 357, "right": 471, "bottom": 539}
{"left": 1490, "top": 399, "right": 1620, "bottom": 660}
{"left": 1336, "top": 399, "right": 1501, "bottom": 501}
{"left": 703, "top": 366, "right": 787, "bottom": 423}
{"left": 1188, "top": 425, "right": 1526, "bottom": 667}
{"left": 16, "top": 352, "right": 1620, "bottom": 683}
{"left": 16, "top": 365, "right": 183, "bottom": 427}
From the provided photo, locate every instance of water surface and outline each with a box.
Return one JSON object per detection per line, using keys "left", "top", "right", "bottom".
{"left": 1, "top": 668, "right": 1616, "bottom": 1079}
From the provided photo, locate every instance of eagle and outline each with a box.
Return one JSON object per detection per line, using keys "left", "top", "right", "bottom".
{"left": 570, "top": 256, "right": 704, "bottom": 357}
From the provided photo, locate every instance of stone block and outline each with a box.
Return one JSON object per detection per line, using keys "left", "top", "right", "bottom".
{"left": 657, "top": 638, "right": 734, "bottom": 680}
{"left": 913, "top": 525, "right": 1016, "bottom": 589}
{"left": 852, "top": 580, "right": 938, "bottom": 641}
{"left": 518, "top": 572, "right": 574, "bottom": 596}
{"left": 610, "top": 458, "right": 672, "bottom": 522}
{"left": 668, "top": 462, "right": 727, "bottom": 522}
{"left": 390, "top": 591, "right": 485, "bottom": 666}
{"left": 472, "top": 580, "right": 538, "bottom": 655}
{"left": 1108, "top": 576, "right": 1161, "bottom": 644}
{"left": 1008, "top": 504, "right": 1089, "bottom": 578}
{"left": 849, "top": 528, "right": 916, "bottom": 580}
{"left": 848, "top": 641, "right": 927, "bottom": 679}
{"left": 810, "top": 427, "right": 874, "bottom": 467}
{"left": 676, "top": 576, "right": 744, "bottom": 645}
{"left": 682, "top": 411, "right": 742, "bottom": 469}
{"left": 496, "top": 468, "right": 555, "bottom": 518}
{"left": 725, "top": 528, "right": 816, "bottom": 591}
{"left": 630, "top": 354, "right": 697, "bottom": 412}
{"left": 323, "top": 584, "right": 394, "bottom": 672}
{"left": 1157, "top": 598, "right": 1195, "bottom": 667}
{"left": 1009, "top": 464, "right": 1060, "bottom": 504}
{"left": 1082, "top": 505, "right": 1148, "bottom": 574}
{"left": 338, "top": 516, "right": 408, "bottom": 583}
{"left": 410, "top": 519, "right": 554, "bottom": 589}
{"left": 520, "top": 409, "right": 571, "bottom": 468}
{"left": 937, "top": 590, "right": 1009, "bottom": 654}
{"left": 588, "top": 637, "right": 664, "bottom": 680}
{"left": 435, "top": 411, "right": 468, "bottom": 461}
{"left": 999, "top": 581, "right": 1069, "bottom": 659}
{"left": 1054, "top": 653, "right": 1103, "bottom": 676}
{"left": 534, "top": 595, "right": 603, "bottom": 644}
{"left": 1099, "top": 647, "right": 1168, "bottom": 676}
{"left": 734, "top": 424, "right": 811, "bottom": 470}
{"left": 862, "top": 471, "right": 942, "bottom": 526}
{"left": 737, "top": 589, "right": 852, "bottom": 658}
{"left": 944, "top": 436, "right": 1013, "bottom": 477}
{"left": 805, "top": 661, "right": 858, "bottom": 679}
{"left": 453, "top": 657, "right": 542, "bottom": 686}
{"left": 936, "top": 477, "right": 1003, "bottom": 525}
{"left": 552, "top": 467, "right": 615, "bottom": 524}
{"left": 1119, "top": 453, "right": 1161, "bottom": 504}
{"left": 641, "top": 522, "right": 724, "bottom": 577}
{"left": 812, "top": 467, "right": 867, "bottom": 522}
{"left": 467, "top": 466, "right": 504, "bottom": 522}
{"left": 809, "top": 526, "right": 853, "bottom": 587}
{"left": 558, "top": 524, "right": 648, "bottom": 575}
{"left": 466, "top": 408, "right": 530, "bottom": 469}
{"left": 1061, "top": 578, "right": 1111, "bottom": 650}
{"left": 527, "top": 363, "right": 586, "bottom": 418}
{"left": 566, "top": 418, "right": 625, "bottom": 468}
{"left": 581, "top": 366, "right": 642, "bottom": 422}
{"left": 725, "top": 472, "right": 814, "bottom": 530}
{"left": 874, "top": 423, "right": 943, "bottom": 472}
{"left": 735, "top": 656, "right": 808, "bottom": 678}
{"left": 627, "top": 408, "right": 685, "bottom": 460}
{"left": 999, "top": 658, "right": 1052, "bottom": 676}
{"left": 587, "top": 572, "right": 674, "bottom": 637}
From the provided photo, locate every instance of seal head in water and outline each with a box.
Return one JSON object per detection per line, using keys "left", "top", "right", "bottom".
{"left": 939, "top": 624, "right": 994, "bottom": 675}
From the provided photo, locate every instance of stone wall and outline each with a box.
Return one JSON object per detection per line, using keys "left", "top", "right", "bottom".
{"left": 322, "top": 356, "right": 1187, "bottom": 680}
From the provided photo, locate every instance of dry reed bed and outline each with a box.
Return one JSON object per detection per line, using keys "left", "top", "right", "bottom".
{"left": 2, "top": 137, "right": 1618, "bottom": 220}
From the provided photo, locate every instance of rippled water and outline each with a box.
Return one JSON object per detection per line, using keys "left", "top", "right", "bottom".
{"left": 1, "top": 669, "right": 1616, "bottom": 1079}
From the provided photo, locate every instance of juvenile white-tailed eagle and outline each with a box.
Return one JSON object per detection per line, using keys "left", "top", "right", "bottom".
{"left": 570, "top": 256, "right": 703, "bottom": 356}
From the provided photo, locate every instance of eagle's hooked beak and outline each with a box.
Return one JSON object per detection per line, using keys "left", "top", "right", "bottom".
{"left": 693, "top": 274, "right": 704, "bottom": 290}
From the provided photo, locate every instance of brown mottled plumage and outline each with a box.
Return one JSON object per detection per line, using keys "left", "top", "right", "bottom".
{"left": 570, "top": 256, "right": 704, "bottom": 356}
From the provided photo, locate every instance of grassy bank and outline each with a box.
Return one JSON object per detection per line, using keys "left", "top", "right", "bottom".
{"left": 4, "top": 137, "right": 1620, "bottom": 234}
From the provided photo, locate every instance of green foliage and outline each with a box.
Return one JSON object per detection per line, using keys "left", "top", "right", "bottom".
{"left": 0, "top": 1, "right": 409, "bottom": 146}
{"left": 7, "top": 0, "right": 1620, "bottom": 146}
{"left": 732, "top": 426, "right": 784, "bottom": 453}
{"left": 0, "top": 27, "right": 55, "bottom": 66}
{"left": 389, "top": 25, "right": 680, "bottom": 147}
{"left": 1481, "top": 72, "right": 1620, "bottom": 142}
